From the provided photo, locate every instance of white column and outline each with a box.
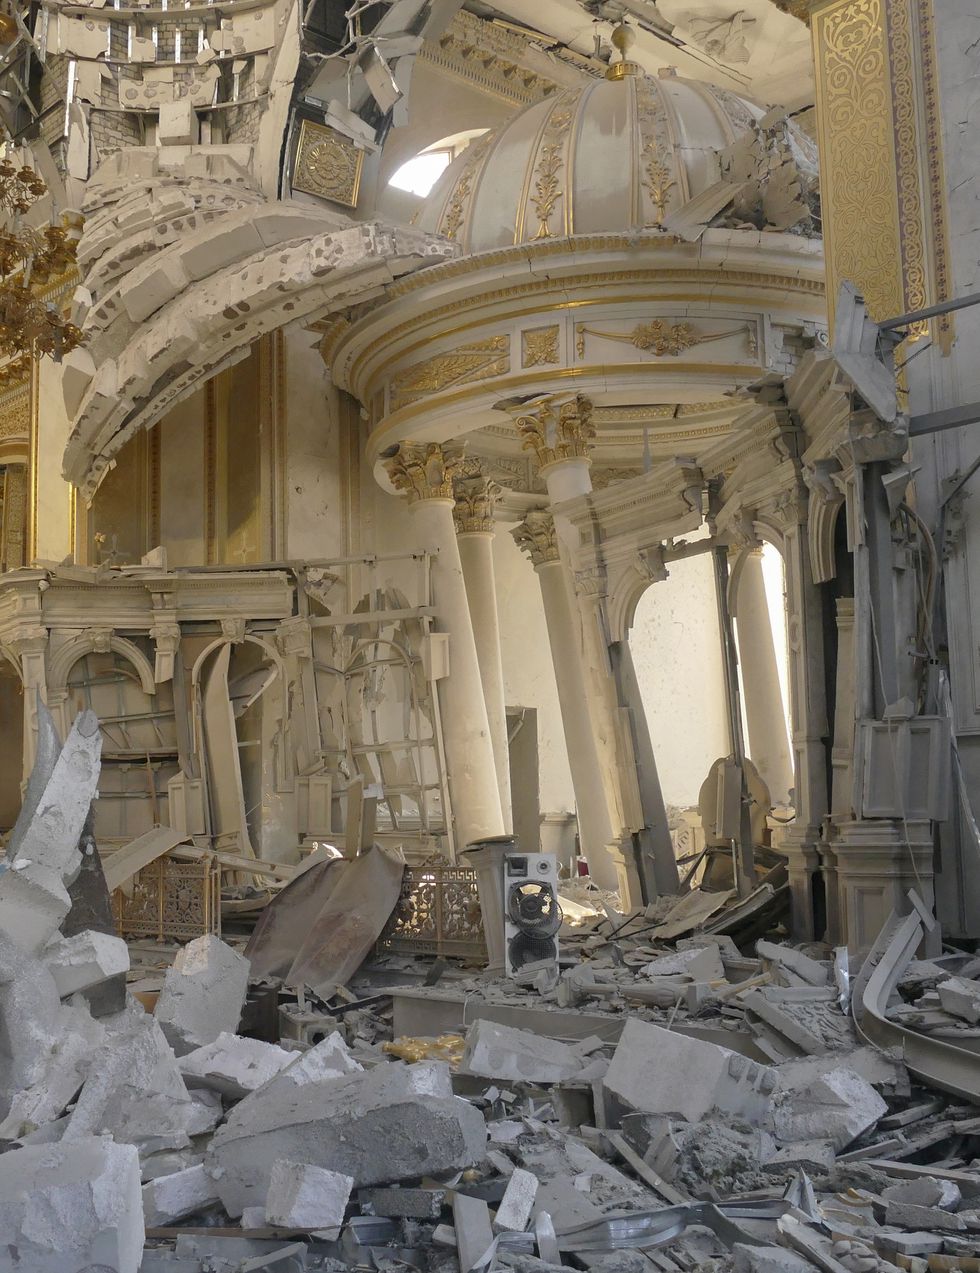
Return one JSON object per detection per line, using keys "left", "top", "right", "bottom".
{"left": 732, "top": 548, "right": 794, "bottom": 805}
{"left": 384, "top": 444, "right": 504, "bottom": 852}
{"left": 454, "top": 476, "right": 513, "bottom": 833}
{"left": 512, "top": 510, "right": 619, "bottom": 892}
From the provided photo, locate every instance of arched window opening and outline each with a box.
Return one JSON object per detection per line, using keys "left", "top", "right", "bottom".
{"left": 388, "top": 129, "right": 489, "bottom": 197}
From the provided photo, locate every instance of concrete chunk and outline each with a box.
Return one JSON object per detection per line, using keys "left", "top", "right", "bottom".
{"left": 142, "top": 1163, "right": 219, "bottom": 1226}
{"left": 360, "top": 1187, "right": 446, "bottom": 1219}
{"left": 937, "top": 976, "right": 980, "bottom": 1024}
{"left": 883, "top": 1201, "right": 965, "bottom": 1232}
{"left": 0, "top": 1136, "right": 144, "bottom": 1273}
{"left": 208, "top": 1060, "right": 487, "bottom": 1215}
{"left": 756, "top": 941, "right": 829, "bottom": 986}
{"left": 154, "top": 935, "right": 250, "bottom": 1055}
{"left": 264, "top": 1159, "right": 354, "bottom": 1231}
{"left": 733, "top": 1245, "right": 817, "bottom": 1273}
{"left": 462, "top": 1020, "right": 585, "bottom": 1084}
{"left": 0, "top": 863, "right": 71, "bottom": 954}
{"left": 44, "top": 930, "right": 130, "bottom": 997}
{"left": 881, "top": 1176, "right": 961, "bottom": 1210}
{"left": 768, "top": 1066, "right": 887, "bottom": 1151}
{"left": 604, "top": 1017, "right": 776, "bottom": 1123}
{"left": 494, "top": 1166, "right": 539, "bottom": 1233}
{"left": 178, "top": 1033, "right": 294, "bottom": 1098}
{"left": 453, "top": 1193, "right": 494, "bottom": 1273}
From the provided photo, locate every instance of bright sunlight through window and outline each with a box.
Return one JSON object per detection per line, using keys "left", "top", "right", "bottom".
{"left": 388, "top": 130, "right": 489, "bottom": 198}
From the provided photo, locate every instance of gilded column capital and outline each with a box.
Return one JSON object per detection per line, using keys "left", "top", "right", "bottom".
{"left": 511, "top": 508, "right": 560, "bottom": 569}
{"left": 453, "top": 474, "right": 502, "bottom": 535}
{"left": 383, "top": 442, "right": 465, "bottom": 504}
{"left": 509, "top": 393, "right": 595, "bottom": 473}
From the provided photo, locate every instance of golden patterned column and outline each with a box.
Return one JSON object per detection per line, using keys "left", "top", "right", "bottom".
{"left": 811, "top": 0, "right": 952, "bottom": 347}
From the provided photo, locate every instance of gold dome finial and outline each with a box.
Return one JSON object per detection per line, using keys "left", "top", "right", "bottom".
{"left": 606, "top": 19, "right": 641, "bottom": 80}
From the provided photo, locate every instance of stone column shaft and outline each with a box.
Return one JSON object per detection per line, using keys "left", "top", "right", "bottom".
{"left": 456, "top": 528, "right": 513, "bottom": 834}
{"left": 384, "top": 445, "right": 504, "bottom": 852}
{"left": 732, "top": 549, "right": 794, "bottom": 805}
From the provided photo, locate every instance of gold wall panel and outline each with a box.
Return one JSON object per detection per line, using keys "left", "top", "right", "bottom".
{"left": 293, "top": 120, "right": 364, "bottom": 208}
{"left": 813, "top": 0, "right": 952, "bottom": 344}
{"left": 521, "top": 325, "right": 560, "bottom": 367}
{"left": 813, "top": 0, "right": 904, "bottom": 325}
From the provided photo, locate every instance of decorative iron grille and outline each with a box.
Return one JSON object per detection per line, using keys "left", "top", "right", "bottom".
{"left": 378, "top": 857, "right": 486, "bottom": 960}
{"left": 112, "top": 855, "right": 221, "bottom": 942}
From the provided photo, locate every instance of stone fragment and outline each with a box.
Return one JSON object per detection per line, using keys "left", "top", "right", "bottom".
{"left": 360, "top": 1187, "right": 446, "bottom": 1219}
{"left": 154, "top": 934, "right": 250, "bottom": 1055}
{"left": 937, "top": 976, "right": 980, "bottom": 1024}
{"left": 768, "top": 1066, "right": 887, "bottom": 1151}
{"left": 65, "top": 1015, "right": 204, "bottom": 1154}
{"left": 266, "top": 1030, "right": 362, "bottom": 1090}
{"left": 641, "top": 946, "right": 724, "bottom": 979}
{"left": 756, "top": 940, "right": 829, "bottom": 985}
{"left": 604, "top": 1017, "right": 776, "bottom": 1124}
{"left": 178, "top": 1032, "right": 294, "bottom": 1097}
{"left": 208, "top": 1060, "right": 487, "bottom": 1215}
{"left": 733, "top": 1244, "right": 817, "bottom": 1273}
{"left": 241, "top": 1206, "right": 267, "bottom": 1229}
{"left": 883, "top": 1201, "right": 965, "bottom": 1232}
{"left": 881, "top": 1176, "right": 961, "bottom": 1210}
{"left": 0, "top": 863, "right": 72, "bottom": 954}
{"left": 44, "top": 930, "right": 130, "bottom": 997}
{"left": 761, "top": 1140, "right": 836, "bottom": 1175}
{"left": 494, "top": 1167, "right": 539, "bottom": 1233}
{"left": 774, "top": 1047, "right": 908, "bottom": 1095}
{"left": 873, "top": 1231, "right": 944, "bottom": 1257}
{"left": 0, "top": 1136, "right": 144, "bottom": 1273}
{"left": 142, "top": 1163, "right": 220, "bottom": 1226}
{"left": 140, "top": 1150, "right": 204, "bottom": 1182}
{"left": 462, "top": 1020, "right": 584, "bottom": 1084}
{"left": 453, "top": 1193, "right": 494, "bottom": 1273}
{"left": 264, "top": 1159, "right": 354, "bottom": 1231}
{"left": 13, "top": 710, "right": 102, "bottom": 886}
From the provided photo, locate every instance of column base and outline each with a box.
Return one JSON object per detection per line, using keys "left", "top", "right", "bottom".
{"left": 832, "top": 819, "right": 937, "bottom": 957}
{"left": 771, "top": 823, "right": 823, "bottom": 942}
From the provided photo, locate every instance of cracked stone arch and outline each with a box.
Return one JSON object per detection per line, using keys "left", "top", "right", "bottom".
{"left": 59, "top": 152, "right": 456, "bottom": 501}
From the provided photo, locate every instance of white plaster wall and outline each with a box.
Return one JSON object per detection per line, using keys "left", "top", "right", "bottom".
{"left": 629, "top": 552, "right": 730, "bottom": 808}
{"left": 285, "top": 330, "right": 344, "bottom": 560}
{"left": 493, "top": 524, "right": 575, "bottom": 819}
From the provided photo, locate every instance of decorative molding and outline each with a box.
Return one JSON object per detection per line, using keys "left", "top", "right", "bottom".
{"left": 453, "top": 475, "right": 502, "bottom": 535}
{"left": 384, "top": 443, "right": 466, "bottom": 504}
{"left": 293, "top": 120, "right": 364, "bottom": 208}
{"left": 419, "top": 10, "right": 572, "bottom": 108}
{"left": 885, "top": 0, "right": 927, "bottom": 330}
{"left": 438, "top": 133, "right": 493, "bottom": 243}
{"left": 916, "top": 0, "right": 954, "bottom": 354}
{"left": 389, "top": 335, "right": 510, "bottom": 412}
{"left": 575, "top": 318, "right": 757, "bottom": 359}
{"left": 511, "top": 393, "right": 595, "bottom": 471}
{"left": 511, "top": 508, "right": 559, "bottom": 568}
{"left": 521, "top": 325, "right": 560, "bottom": 368}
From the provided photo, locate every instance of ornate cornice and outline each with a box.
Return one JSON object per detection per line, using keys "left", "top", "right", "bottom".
{"left": 453, "top": 474, "right": 502, "bottom": 535}
{"left": 511, "top": 393, "right": 595, "bottom": 472}
{"left": 511, "top": 508, "right": 560, "bottom": 568}
{"left": 383, "top": 442, "right": 465, "bottom": 503}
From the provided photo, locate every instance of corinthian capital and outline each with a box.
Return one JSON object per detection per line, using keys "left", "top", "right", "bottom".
{"left": 383, "top": 442, "right": 465, "bottom": 503}
{"left": 509, "top": 393, "right": 595, "bottom": 472}
{"left": 453, "top": 474, "right": 502, "bottom": 535}
{"left": 511, "top": 508, "right": 560, "bottom": 568}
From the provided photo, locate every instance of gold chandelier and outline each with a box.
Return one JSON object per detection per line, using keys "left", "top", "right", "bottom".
{"left": 0, "top": 157, "right": 83, "bottom": 388}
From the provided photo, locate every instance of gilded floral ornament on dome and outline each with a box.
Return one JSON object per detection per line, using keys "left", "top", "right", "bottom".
{"left": 575, "top": 319, "right": 757, "bottom": 359}
{"left": 527, "top": 104, "right": 573, "bottom": 240}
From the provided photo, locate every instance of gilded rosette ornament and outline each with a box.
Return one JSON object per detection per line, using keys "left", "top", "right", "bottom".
{"left": 384, "top": 442, "right": 466, "bottom": 503}
{"left": 511, "top": 508, "right": 560, "bottom": 568}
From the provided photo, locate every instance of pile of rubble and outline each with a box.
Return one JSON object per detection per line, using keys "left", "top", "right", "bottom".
{"left": 4, "top": 714, "right": 980, "bottom": 1272}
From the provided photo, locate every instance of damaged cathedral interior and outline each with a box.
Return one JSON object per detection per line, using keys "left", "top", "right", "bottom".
{"left": 4, "top": 0, "right": 980, "bottom": 1268}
